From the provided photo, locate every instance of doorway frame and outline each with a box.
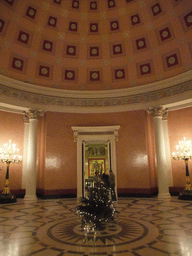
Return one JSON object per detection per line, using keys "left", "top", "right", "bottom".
{"left": 71, "top": 126, "right": 120, "bottom": 198}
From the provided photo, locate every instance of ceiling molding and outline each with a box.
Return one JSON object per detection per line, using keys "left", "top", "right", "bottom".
{"left": 0, "top": 71, "right": 192, "bottom": 113}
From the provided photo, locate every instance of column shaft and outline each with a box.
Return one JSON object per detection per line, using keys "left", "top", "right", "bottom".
{"left": 24, "top": 118, "right": 38, "bottom": 200}
{"left": 24, "top": 110, "right": 43, "bottom": 201}
{"left": 22, "top": 115, "right": 29, "bottom": 189}
{"left": 162, "top": 118, "right": 173, "bottom": 187}
{"left": 149, "top": 107, "right": 171, "bottom": 198}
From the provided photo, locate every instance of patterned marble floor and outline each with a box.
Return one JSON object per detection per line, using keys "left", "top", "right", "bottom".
{"left": 0, "top": 197, "right": 192, "bottom": 256}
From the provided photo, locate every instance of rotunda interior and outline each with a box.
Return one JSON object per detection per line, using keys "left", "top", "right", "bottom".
{"left": 0, "top": 0, "right": 192, "bottom": 199}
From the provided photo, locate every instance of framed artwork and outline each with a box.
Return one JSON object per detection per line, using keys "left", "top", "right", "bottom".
{"left": 88, "top": 158, "right": 105, "bottom": 177}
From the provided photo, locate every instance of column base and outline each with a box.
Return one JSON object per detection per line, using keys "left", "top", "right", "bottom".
{"left": 24, "top": 195, "right": 37, "bottom": 201}
{"left": 0, "top": 193, "right": 17, "bottom": 204}
{"left": 158, "top": 193, "right": 171, "bottom": 199}
{"left": 179, "top": 190, "right": 192, "bottom": 200}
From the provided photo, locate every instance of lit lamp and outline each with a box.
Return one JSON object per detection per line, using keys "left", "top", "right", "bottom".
{"left": 172, "top": 137, "right": 192, "bottom": 200}
{"left": 0, "top": 140, "right": 22, "bottom": 203}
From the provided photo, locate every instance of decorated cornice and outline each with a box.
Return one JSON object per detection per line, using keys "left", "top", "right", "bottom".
{"left": 0, "top": 71, "right": 192, "bottom": 112}
{"left": 72, "top": 126, "right": 120, "bottom": 142}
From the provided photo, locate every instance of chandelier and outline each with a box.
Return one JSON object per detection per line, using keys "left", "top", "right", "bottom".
{"left": 0, "top": 140, "right": 22, "bottom": 164}
{"left": 172, "top": 137, "right": 192, "bottom": 160}
{"left": 0, "top": 140, "right": 22, "bottom": 203}
{"left": 172, "top": 137, "right": 192, "bottom": 199}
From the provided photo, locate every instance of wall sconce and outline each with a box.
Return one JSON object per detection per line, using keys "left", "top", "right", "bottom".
{"left": 0, "top": 140, "right": 22, "bottom": 203}
{"left": 172, "top": 137, "right": 192, "bottom": 200}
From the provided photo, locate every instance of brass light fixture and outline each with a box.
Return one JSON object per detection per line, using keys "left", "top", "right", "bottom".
{"left": 172, "top": 137, "right": 192, "bottom": 200}
{"left": 0, "top": 140, "right": 22, "bottom": 203}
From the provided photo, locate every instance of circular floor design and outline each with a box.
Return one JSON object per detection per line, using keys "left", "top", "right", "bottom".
{"left": 37, "top": 216, "right": 159, "bottom": 252}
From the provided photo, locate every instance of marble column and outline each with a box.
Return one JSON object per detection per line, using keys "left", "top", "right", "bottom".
{"left": 22, "top": 113, "right": 30, "bottom": 189}
{"left": 162, "top": 111, "right": 173, "bottom": 187}
{"left": 24, "top": 110, "right": 43, "bottom": 201}
{"left": 149, "top": 107, "right": 171, "bottom": 198}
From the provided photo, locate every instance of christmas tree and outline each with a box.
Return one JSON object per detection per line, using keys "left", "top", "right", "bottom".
{"left": 76, "top": 181, "right": 116, "bottom": 231}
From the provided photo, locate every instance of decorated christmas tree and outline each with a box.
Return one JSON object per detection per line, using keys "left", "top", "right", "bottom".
{"left": 76, "top": 181, "right": 116, "bottom": 231}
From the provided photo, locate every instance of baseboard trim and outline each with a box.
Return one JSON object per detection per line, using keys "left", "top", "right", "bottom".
{"left": 117, "top": 187, "right": 158, "bottom": 197}
{"left": 36, "top": 189, "right": 77, "bottom": 199}
{"left": 169, "top": 187, "right": 184, "bottom": 196}
{"left": 2, "top": 189, "right": 26, "bottom": 198}
{"left": 117, "top": 187, "right": 185, "bottom": 197}
{"left": 1, "top": 187, "right": 184, "bottom": 199}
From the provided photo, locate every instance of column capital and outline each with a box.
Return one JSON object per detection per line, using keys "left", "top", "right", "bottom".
{"left": 23, "top": 112, "right": 30, "bottom": 123}
{"left": 162, "top": 109, "right": 168, "bottom": 121}
{"left": 148, "top": 107, "right": 168, "bottom": 119}
{"left": 24, "top": 110, "right": 44, "bottom": 120}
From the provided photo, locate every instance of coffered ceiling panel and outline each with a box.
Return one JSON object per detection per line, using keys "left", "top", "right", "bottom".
{"left": 0, "top": 0, "right": 191, "bottom": 92}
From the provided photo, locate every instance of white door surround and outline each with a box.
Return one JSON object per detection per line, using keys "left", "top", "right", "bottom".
{"left": 71, "top": 126, "right": 120, "bottom": 198}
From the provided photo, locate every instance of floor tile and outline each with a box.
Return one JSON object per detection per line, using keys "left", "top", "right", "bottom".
{"left": 0, "top": 197, "right": 192, "bottom": 256}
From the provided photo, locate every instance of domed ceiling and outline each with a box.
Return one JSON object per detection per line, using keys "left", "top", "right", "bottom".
{"left": 0, "top": 0, "right": 192, "bottom": 112}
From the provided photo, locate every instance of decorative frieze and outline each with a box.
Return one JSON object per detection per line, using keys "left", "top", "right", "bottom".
{"left": 0, "top": 73, "right": 192, "bottom": 108}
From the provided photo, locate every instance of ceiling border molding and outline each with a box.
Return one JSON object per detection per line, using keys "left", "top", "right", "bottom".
{"left": 0, "top": 70, "right": 192, "bottom": 113}
{"left": 0, "top": 102, "right": 29, "bottom": 114}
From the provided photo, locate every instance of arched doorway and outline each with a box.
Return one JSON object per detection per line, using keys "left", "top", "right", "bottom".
{"left": 71, "top": 126, "right": 120, "bottom": 198}
{"left": 82, "top": 141, "right": 111, "bottom": 196}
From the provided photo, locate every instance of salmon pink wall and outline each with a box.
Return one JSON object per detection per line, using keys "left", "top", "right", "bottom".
{"left": 43, "top": 110, "right": 155, "bottom": 193}
{"left": 0, "top": 111, "right": 24, "bottom": 192}
{"left": 0, "top": 109, "right": 158, "bottom": 196}
{"left": 145, "top": 113, "right": 157, "bottom": 188}
{"left": 115, "top": 111, "right": 152, "bottom": 189}
{"left": 37, "top": 115, "right": 46, "bottom": 191}
{"left": 44, "top": 112, "right": 77, "bottom": 191}
{"left": 168, "top": 107, "right": 192, "bottom": 189}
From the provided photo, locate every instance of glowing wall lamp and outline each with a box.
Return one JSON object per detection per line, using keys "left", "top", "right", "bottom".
{"left": 172, "top": 137, "right": 192, "bottom": 200}
{"left": 0, "top": 140, "right": 22, "bottom": 203}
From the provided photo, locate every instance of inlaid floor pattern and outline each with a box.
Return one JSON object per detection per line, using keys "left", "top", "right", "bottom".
{"left": 0, "top": 197, "right": 192, "bottom": 256}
